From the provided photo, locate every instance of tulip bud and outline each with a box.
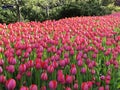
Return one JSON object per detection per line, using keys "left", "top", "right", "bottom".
{"left": 98, "top": 86, "right": 104, "bottom": 90}
{"left": 65, "top": 75, "right": 73, "bottom": 84}
{"left": 20, "top": 86, "right": 29, "bottom": 90}
{"left": 6, "top": 65, "right": 15, "bottom": 73}
{"left": 0, "top": 66, "right": 3, "bottom": 73}
{"left": 0, "top": 75, "right": 6, "bottom": 84}
{"left": 6, "top": 79, "right": 16, "bottom": 90}
{"left": 40, "top": 86, "right": 46, "bottom": 90}
{"left": 19, "top": 64, "right": 26, "bottom": 73}
{"left": 47, "top": 65, "right": 54, "bottom": 73}
{"left": 41, "top": 72, "right": 48, "bottom": 81}
{"left": 0, "top": 59, "right": 4, "bottom": 66}
{"left": 49, "top": 80, "right": 57, "bottom": 90}
{"left": 29, "top": 84, "right": 38, "bottom": 90}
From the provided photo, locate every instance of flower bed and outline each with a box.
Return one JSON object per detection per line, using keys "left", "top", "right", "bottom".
{"left": 0, "top": 14, "right": 120, "bottom": 90}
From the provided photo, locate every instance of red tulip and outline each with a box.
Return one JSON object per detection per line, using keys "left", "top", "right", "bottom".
{"left": 6, "top": 78, "right": 16, "bottom": 90}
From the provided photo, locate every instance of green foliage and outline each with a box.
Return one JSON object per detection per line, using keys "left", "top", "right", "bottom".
{"left": 0, "top": 0, "right": 118, "bottom": 24}
{"left": 106, "top": 3, "right": 120, "bottom": 12}
{"left": 54, "top": 1, "right": 111, "bottom": 19}
{"left": 0, "top": 7, "right": 17, "bottom": 24}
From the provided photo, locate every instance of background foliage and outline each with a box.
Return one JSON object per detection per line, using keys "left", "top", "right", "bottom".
{"left": 0, "top": 0, "right": 120, "bottom": 24}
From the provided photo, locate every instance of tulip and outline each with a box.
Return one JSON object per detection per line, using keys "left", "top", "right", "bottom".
{"left": 105, "top": 85, "right": 109, "bottom": 90}
{"left": 0, "top": 75, "right": 6, "bottom": 84}
{"left": 80, "top": 67, "right": 86, "bottom": 74}
{"left": 100, "top": 75, "right": 105, "bottom": 80}
{"left": 70, "top": 64, "right": 77, "bottom": 75}
{"left": 6, "top": 65, "right": 15, "bottom": 73}
{"left": 57, "top": 70, "right": 65, "bottom": 84}
{"left": 0, "top": 59, "right": 4, "bottom": 66}
{"left": 81, "top": 82, "right": 89, "bottom": 90}
{"left": 98, "top": 86, "right": 104, "bottom": 90}
{"left": 41, "top": 72, "right": 48, "bottom": 81}
{"left": 19, "top": 64, "right": 26, "bottom": 73}
{"left": 74, "top": 83, "right": 78, "bottom": 90}
{"left": 7, "top": 57, "right": 16, "bottom": 65}
{"left": 40, "top": 86, "right": 46, "bottom": 90}
{"left": 26, "top": 71, "right": 32, "bottom": 77}
{"left": 0, "top": 66, "right": 3, "bottom": 73}
{"left": 47, "top": 65, "right": 54, "bottom": 73}
{"left": 65, "top": 75, "right": 73, "bottom": 84}
{"left": 29, "top": 84, "right": 38, "bottom": 90}
{"left": 59, "top": 60, "right": 66, "bottom": 67}
{"left": 16, "top": 73, "right": 22, "bottom": 80}
{"left": 65, "top": 87, "right": 71, "bottom": 90}
{"left": 20, "top": 86, "right": 29, "bottom": 90}
{"left": 77, "top": 60, "right": 83, "bottom": 67}
{"left": 6, "top": 78, "right": 16, "bottom": 90}
{"left": 49, "top": 80, "right": 57, "bottom": 90}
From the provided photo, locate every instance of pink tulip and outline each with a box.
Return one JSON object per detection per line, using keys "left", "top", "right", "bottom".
{"left": 81, "top": 82, "right": 89, "bottom": 90}
{"left": 49, "top": 80, "right": 57, "bottom": 90}
{"left": 19, "top": 64, "right": 26, "bottom": 73}
{"left": 16, "top": 73, "right": 22, "bottom": 80}
{"left": 40, "top": 86, "right": 46, "bottom": 90}
{"left": 74, "top": 83, "right": 78, "bottom": 90}
{"left": 20, "top": 86, "right": 29, "bottom": 90}
{"left": 59, "top": 60, "right": 66, "bottom": 67}
{"left": 0, "top": 66, "right": 3, "bottom": 73}
{"left": 77, "top": 60, "right": 83, "bottom": 67}
{"left": 105, "top": 85, "right": 109, "bottom": 90}
{"left": 65, "top": 75, "right": 73, "bottom": 84}
{"left": 65, "top": 87, "right": 71, "bottom": 90}
{"left": 0, "top": 75, "right": 6, "bottom": 84}
{"left": 47, "top": 65, "right": 54, "bottom": 73}
{"left": 80, "top": 67, "right": 86, "bottom": 74}
{"left": 6, "top": 78, "right": 16, "bottom": 90}
{"left": 0, "top": 59, "right": 4, "bottom": 66}
{"left": 98, "top": 86, "right": 104, "bottom": 90}
{"left": 26, "top": 71, "right": 32, "bottom": 77}
{"left": 29, "top": 84, "right": 38, "bottom": 90}
{"left": 41, "top": 72, "right": 48, "bottom": 81}
{"left": 7, "top": 57, "right": 16, "bottom": 65}
{"left": 70, "top": 64, "right": 77, "bottom": 75}
{"left": 6, "top": 65, "right": 15, "bottom": 73}
{"left": 57, "top": 70, "right": 65, "bottom": 84}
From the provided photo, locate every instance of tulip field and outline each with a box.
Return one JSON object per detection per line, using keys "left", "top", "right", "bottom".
{"left": 0, "top": 13, "right": 120, "bottom": 90}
